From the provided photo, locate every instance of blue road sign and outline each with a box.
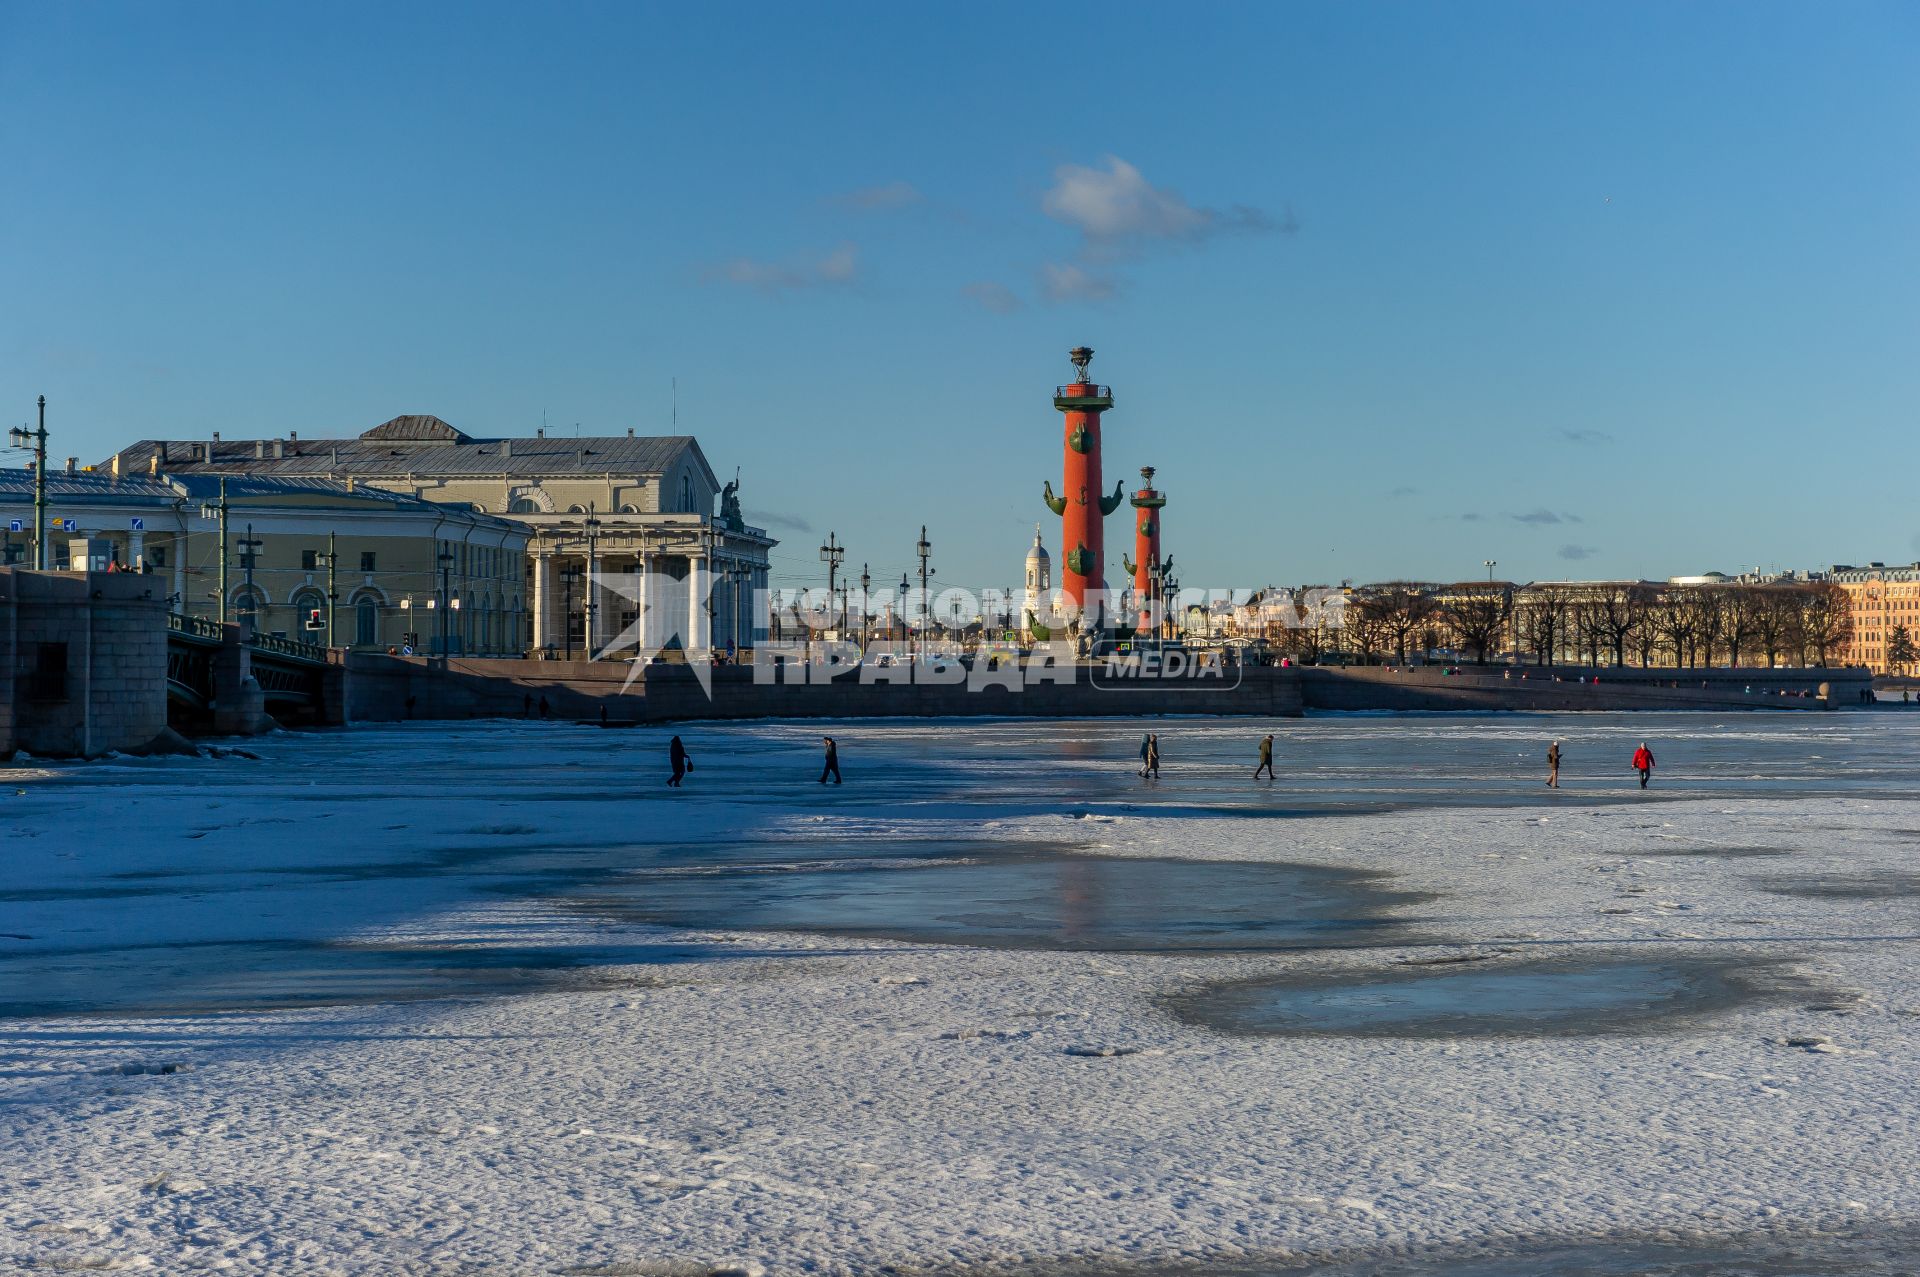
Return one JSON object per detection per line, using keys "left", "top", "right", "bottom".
{"left": 59, "top": 519, "right": 76, "bottom": 532}
{"left": 6, "top": 520, "right": 20, "bottom": 533}
{"left": 130, "top": 517, "right": 145, "bottom": 531}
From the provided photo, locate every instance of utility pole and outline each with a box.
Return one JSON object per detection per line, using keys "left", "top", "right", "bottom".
{"left": 7, "top": 397, "right": 49, "bottom": 569}
{"left": 582, "top": 505, "right": 601, "bottom": 658}
{"left": 326, "top": 531, "right": 338, "bottom": 646}
{"left": 197, "top": 477, "right": 231, "bottom": 624}
{"left": 237, "top": 524, "right": 264, "bottom": 636}
{"left": 819, "top": 531, "right": 844, "bottom": 640}
{"left": 915, "top": 525, "right": 934, "bottom": 660}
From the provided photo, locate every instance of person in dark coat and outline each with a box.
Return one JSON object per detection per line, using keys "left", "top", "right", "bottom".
{"left": 1143, "top": 733, "right": 1161, "bottom": 779}
{"left": 1632, "top": 742, "right": 1655, "bottom": 789}
{"left": 1547, "top": 741, "right": 1561, "bottom": 789}
{"left": 1254, "top": 734, "right": 1275, "bottom": 780}
{"left": 1138, "top": 732, "right": 1152, "bottom": 778}
{"left": 668, "top": 735, "right": 689, "bottom": 787}
{"left": 538, "top": 695, "right": 550, "bottom": 719}
{"left": 819, "top": 736, "right": 841, "bottom": 785}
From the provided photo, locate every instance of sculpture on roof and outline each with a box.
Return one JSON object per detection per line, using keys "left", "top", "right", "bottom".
{"left": 719, "top": 470, "right": 744, "bottom": 531}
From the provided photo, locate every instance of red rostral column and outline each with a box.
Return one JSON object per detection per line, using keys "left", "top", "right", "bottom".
{"left": 1128, "top": 466, "right": 1166, "bottom": 629}
{"left": 1043, "top": 346, "right": 1124, "bottom": 626}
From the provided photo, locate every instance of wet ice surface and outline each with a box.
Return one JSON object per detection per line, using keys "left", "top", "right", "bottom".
{"left": 1074, "top": 1226, "right": 1920, "bottom": 1275}
{"left": 1165, "top": 957, "right": 1805, "bottom": 1038}
{"left": 581, "top": 854, "right": 1428, "bottom": 953}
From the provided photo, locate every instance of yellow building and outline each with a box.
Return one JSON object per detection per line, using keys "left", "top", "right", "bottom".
{"left": 1829, "top": 563, "right": 1920, "bottom": 675}
{"left": 1, "top": 469, "right": 529, "bottom": 653}
{"left": 107, "top": 415, "right": 775, "bottom": 657}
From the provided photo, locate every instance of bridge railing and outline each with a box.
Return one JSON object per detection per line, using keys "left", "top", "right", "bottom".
{"left": 168, "top": 612, "right": 224, "bottom": 643}
{"left": 248, "top": 630, "right": 331, "bottom": 664}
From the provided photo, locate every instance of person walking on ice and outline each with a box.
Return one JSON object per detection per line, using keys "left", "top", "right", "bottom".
{"left": 819, "top": 736, "right": 842, "bottom": 785}
{"left": 1632, "top": 741, "right": 1655, "bottom": 789}
{"left": 1143, "top": 732, "right": 1161, "bottom": 780}
{"left": 668, "top": 734, "right": 690, "bottom": 787}
{"left": 1546, "top": 740, "right": 1561, "bottom": 789}
{"left": 1255, "top": 733, "right": 1275, "bottom": 780}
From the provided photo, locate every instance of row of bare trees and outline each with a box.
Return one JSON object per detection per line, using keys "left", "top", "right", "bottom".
{"left": 1254, "top": 581, "right": 1864, "bottom": 669}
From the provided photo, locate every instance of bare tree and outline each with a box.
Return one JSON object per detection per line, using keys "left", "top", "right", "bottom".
{"left": 1367, "top": 582, "right": 1437, "bottom": 663}
{"left": 1514, "top": 585, "right": 1570, "bottom": 666}
{"left": 1442, "top": 584, "right": 1512, "bottom": 665}
{"left": 1798, "top": 581, "right": 1856, "bottom": 667}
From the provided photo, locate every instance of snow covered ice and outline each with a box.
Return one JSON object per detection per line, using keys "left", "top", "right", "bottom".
{"left": 4, "top": 712, "right": 1920, "bottom": 1274}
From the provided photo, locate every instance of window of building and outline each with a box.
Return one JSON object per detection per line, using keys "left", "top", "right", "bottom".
{"left": 508, "top": 497, "right": 541, "bottom": 514}
{"left": 146, "top": 545, "right": 166, "bottom": 569}
{"left": 301, "top": 549, "right": 318, "bottom": 571}
{"left": 360, "top": 551, "right": 376, "bottom": 572}
{"left": 355, "top": 598, "right": 378, "bottom": 646}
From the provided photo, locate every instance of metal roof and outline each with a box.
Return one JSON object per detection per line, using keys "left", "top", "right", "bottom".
{"left": 0, "top": 466, "right": 519, "bottom": 530}
{"left": 108, "top": 429, "right": 718, "bottom": 486}
{"left": 0, "top": 469, "right": 178, "bottom": 502}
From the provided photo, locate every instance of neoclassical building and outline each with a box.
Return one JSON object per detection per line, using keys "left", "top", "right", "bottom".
{"left": 108, "top": 415, "right": 775, "bottom": 657}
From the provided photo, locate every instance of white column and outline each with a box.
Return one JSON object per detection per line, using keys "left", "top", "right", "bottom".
{"left": 636, "top": 550, "right": 651, "bottom": 655}
{"left": 688, "top": 553, "right": 710, "bottom": 654}
{"left": 532, "top": 552, "right": 553, "bottom": 652}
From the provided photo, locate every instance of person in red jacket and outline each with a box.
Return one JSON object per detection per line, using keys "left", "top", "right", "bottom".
{"left": 1632, "top": 742, "right": 1655, "bottom": 789}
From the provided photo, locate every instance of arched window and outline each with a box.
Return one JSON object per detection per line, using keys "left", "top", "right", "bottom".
{"left": 355, "top": 598, "right": 378, "bottom": 647}
{"left": 567, "top": 504, "right": 587, "bottom": 514}
{"left": 508, "top": 497, "right": 542, "bottom": 514}
{"left": 679, "top": 475, "right": 694, "bottom": 512}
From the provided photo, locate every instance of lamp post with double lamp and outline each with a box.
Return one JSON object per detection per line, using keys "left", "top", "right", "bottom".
{"left": 915, "top": 526, "right": 934, "bottom": 661}
{"left": 6, "top": 397, "right": 49, "bottom": 570}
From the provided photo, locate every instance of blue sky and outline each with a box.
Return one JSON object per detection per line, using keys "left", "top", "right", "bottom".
{"left": 3, "top": 2, "right": 1915, "bottom": 593}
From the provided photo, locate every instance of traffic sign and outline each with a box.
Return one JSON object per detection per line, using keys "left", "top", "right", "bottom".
{"left": 130, "top": 517, "right": 145, "bottom": 531}
{"left": 58, "top": 518, "right": 76, "bottom": 532}
{"left": 6, "top": 520, "right": 19, "bottom": 533}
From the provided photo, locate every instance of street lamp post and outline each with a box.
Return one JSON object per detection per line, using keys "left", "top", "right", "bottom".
{"left": 196, "top": 478, "right": 232, "bottom": 624}
{"left": 915, "top": 526, "right": 934, "bottom": 659}
{"left": 437, "top": 549, "right": 454, "bottom": 660}
{"left": 560, "top": 564, "right": 580, "bottom": 661}
{"left": 1485, "top": 559, "right": 1497, "bottom": 584}
{"left": 6, "top": 397, "right": 49, "bottom": 570}
{"left": 324, "top": 532, "right": 339, "bottom": 647}
{"left": 859, "top": 564, "right": 871, "bottom": 653}
{"left": 898, "top": 572, "right": 911, "bottom": 657}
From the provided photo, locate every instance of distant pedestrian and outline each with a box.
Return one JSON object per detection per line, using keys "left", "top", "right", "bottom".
{"left": 819, "top": 736, "right": 841, "bottom": 785}
{"left": 1143, "top": 733, "right": 1161, "bottom": 779}
{"left": 404, "top": 695, "right": 416, "bottom": 718}
{"left": 1546, "top": 741, "right": 1561, "bottom": 789}
{"left": 523, "top": 693, "right": 532, "bottom": 717}
{"left": 1632, "top": 742, "right": 1655, "bottom": 789}
{"left": 538, "top": 695, "right": 550, "bottom": 719}
{"left": 600, "top": 705, "right": 608, "bottom": 725}
{"left": 1138, "top": 732, "right": 1152, "bottom": 777}
{"left": 668, "top": 734, "right": 689, "bottom": 787}
{"left": 1254, "top": 733, "right": 1275, "bottom": 780}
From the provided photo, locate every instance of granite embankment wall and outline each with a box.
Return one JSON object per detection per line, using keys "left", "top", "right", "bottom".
{"left": 343, "top": 656, "right": 1307, "bottom": 723}
{"left": 1295, "top": 665, "right": 1863, "bottom": 712}
{"left": 343, "top": 654, "right": 1868, "bottom": 725}
{"left": 0, "top": 568, "right": 169, "bottom": 757}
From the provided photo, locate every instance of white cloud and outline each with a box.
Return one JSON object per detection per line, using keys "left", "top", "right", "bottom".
{"left": 1038, "top": 262, "right": 1119, "bottom": 305}
{"left": 836, "top": 181, "right": 923, "bottom": 211}
{"left": 1042, "top": 156, "right": 1283, "bottom": 248}
{"left": 963, "top": 281, "right": 1024, "bottom": 314}
{"left": 707, "top": 244, "right": 857, "bottom": 293}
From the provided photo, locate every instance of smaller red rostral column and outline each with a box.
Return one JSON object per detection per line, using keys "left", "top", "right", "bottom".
{"left": 1129, "top": 466, "right": 1165, "bottom": 633}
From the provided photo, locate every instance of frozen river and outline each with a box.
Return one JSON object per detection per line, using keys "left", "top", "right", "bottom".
{"left": 4, "top": 712, "right": 1919, "bottom": 1274}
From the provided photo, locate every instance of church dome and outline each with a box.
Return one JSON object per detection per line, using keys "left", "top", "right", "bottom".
{"left": 1025, "top": 526, "right": 1050, "bottom": 566}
